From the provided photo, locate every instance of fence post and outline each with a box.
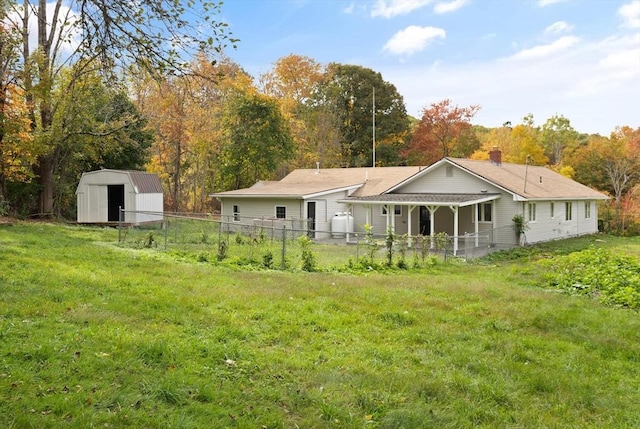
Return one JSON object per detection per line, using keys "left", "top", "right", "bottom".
{"left": 281, "top": 225, "right": 287, "bottom": 270}
{"left": 164, "top": 215, "right": 168, "bottom": 250}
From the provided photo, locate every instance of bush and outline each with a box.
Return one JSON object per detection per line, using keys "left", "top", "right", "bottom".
{"left": 542, "top": 247, "right": 640, "bottom": 309}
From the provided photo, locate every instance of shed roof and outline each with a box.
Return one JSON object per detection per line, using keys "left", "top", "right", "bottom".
{"left": 77, "top": 169, "right": 163, "bottom": 194}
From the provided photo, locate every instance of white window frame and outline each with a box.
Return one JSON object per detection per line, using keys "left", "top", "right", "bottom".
{"left": 585, "top": 201, "right": 591, "bottom": 219}
{"left": 232, "top": 205, "right": 240, "bottom": 222}
{"left": 275, "top": 206, "right": 287, "bottom": 219}
{"left": 528, "top": 203, "right": 537, "bottom": 222}
{"left": 381, "top": 205, "right": 402, "bottom": 217}
{"left": 565, "top": 202, "right": 573, "bottom": 221}
{"left": 477, "top": 202, "right": 492, "bottom": 223}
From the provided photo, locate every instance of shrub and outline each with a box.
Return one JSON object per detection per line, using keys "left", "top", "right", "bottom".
{"left": 543, "top": 247, "right": 640, "bottom": 309}
{"left": 298, "top": 235, "right": 317, "bottom": 272}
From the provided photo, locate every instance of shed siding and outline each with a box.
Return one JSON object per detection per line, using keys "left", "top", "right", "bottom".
{"left": 77, "top": 170, "right": 163, "bottom": 225}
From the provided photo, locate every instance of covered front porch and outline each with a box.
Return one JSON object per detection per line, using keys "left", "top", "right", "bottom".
{"left": 339, "top": 193, "right": 501, "bottom": 255}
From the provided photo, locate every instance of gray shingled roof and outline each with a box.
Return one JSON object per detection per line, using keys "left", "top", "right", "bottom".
{"left": 210, "top": 166, "right": 425, "bottom": 198}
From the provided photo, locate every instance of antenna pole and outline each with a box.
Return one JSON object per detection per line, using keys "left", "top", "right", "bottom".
{"left": 372, "top": 87, "right": 376, "bottom": 168}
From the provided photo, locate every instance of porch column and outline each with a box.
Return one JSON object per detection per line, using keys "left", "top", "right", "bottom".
{"left": 407, "top": 205, "right": 417, "bottom": 248}
{"left": 365, "top": 204, "right": 371, "bottom": 227}
{"left": 450, "top": 205, "right": 459, "bottom": 255}
{"left": 427, "top": 205, "right": 439, "bottom": 249}
{"left": 391, "top": 205, "right": 396, "bottom": 233}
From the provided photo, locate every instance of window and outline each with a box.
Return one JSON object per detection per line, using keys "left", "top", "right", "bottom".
{"left": 585, "top": 201, "right": 591, "bottom": 219}
{"left": 275, "top": 206, "right": 287, "bottom": 219}
{"left": 232, "top": 205, "right": 240, "bottom": 222}
{"left": 382, "top": 205, "right": 402, "bottom": 216}
{"left": 565, "top": 202, "right": 573, "bottom": 221}
{"left": 528, "top": 203, "right": 537, "bottom": 222}
{"left": 550, "top": 202, "right": 555, "bottom": 218}
{"left": 477, "top": 202, "right": 492, "bottom": 222}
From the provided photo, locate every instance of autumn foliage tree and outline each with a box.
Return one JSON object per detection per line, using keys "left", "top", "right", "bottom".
{"left": 4, "top": 0, "right": 235, "bottom": 216}
{"left": 404, "top": 99, "right": 480, "bottom": 166}
{"left": 570, "top": 126, "right": 640, "bottom": 234}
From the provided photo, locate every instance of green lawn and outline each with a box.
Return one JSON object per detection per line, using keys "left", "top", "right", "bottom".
{"left": 1, "top": 222, "right": 639, "bottom": 428}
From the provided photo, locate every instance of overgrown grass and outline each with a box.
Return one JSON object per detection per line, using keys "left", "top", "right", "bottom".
{"left": 1, "top": 222, "right": 639, "bottom": 428}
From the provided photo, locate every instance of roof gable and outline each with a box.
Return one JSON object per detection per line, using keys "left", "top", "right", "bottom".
{"left": 389, "top": 158, "right": 608, "bottom": 200}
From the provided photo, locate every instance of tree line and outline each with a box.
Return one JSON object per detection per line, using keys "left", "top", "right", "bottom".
{"left": 1, "top": 1, "right": 638, "bottom": 234}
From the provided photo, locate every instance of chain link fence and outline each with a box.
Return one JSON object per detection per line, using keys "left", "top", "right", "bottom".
{"left": 117, "top": 210, "right": 517, "bottom": 270}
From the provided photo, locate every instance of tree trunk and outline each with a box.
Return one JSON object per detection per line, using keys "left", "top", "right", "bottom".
{"left": 34, "top": 154, "right": 55, "bottom": 215}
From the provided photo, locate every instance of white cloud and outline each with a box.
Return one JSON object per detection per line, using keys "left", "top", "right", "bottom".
{"left": 510, "top": 36, "right": 580, "bottom": 60}
{"left": 544, "top": 21, "right": 574, "bottom": 35}
{"left": 371, "top": 0, "right": 433, "bottom": 18}
{"left": 383, "top": 25, "right": 446, "bottom": 56}
{"left": 434, "top": 0, "right": 469, "bottom": 14}
{"left": 538, "top": 0, "right": 567, "bottom": 7}
{"left": 619, "top": 1, "right": 640, "bottom": 28}
{"left": 381, "top": 33, "right": 639, "bottom": 134}
{"left": 342, "top": 2, "right": 356, "bottom": 14}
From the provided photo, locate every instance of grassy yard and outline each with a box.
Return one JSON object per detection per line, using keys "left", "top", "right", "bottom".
{"left": 1, "top": 222, "right": 639, "bottom": 428}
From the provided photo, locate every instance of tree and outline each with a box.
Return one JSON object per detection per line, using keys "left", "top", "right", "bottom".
{"left": 259, "top": 54, "right": 342, "bottom": 170}
{"left": 220, "top": 90, "right": 295, "bottom": 190}
{"left": 404, "top": 99, "right": 480, "bottom": 166}
{"left": 570, "top": 127, "right": 640, "bottom": 233}
{"left": 319, "top": 63, "right": 410, "bottom": 167}
{"left": 541, "top": 114, "right": 579, "bottom": 165}
{"left": 41, "top": 63, "right": 153, "bottom": 217}
{"left": 0, "top": 7, "right": 38, "bottom": 208}
{"left": 137, "top": 54, "right": 250, "bottom": 212}
{"left": 471, "top": 115, "right": 547, "bottom": 165}
{"left": 5, "top": 0, "right": 236, "bottom": 216}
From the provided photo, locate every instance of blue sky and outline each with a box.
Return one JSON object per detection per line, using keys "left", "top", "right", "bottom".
{"left": 220, "top": 0, "right": 640, "bottom": 135}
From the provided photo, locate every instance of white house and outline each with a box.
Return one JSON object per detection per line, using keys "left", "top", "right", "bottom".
{"left": 211, "top": 155, "right": 609, "bottom": 254}
{"left": 76, "top": 169, "right": 164, "bottom": 225}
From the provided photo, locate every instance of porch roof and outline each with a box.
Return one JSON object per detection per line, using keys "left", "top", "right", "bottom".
{"left": 339, "top": 192, "right": 501, "bottom": 207}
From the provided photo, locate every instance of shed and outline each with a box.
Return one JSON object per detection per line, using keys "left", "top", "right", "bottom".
{"left": 76, "top": 169, "right": 164, "bottom": 225}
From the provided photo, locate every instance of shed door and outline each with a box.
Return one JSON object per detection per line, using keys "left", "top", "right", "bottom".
{"left": 108, "top": 185, "right": 125, "bottom": 222}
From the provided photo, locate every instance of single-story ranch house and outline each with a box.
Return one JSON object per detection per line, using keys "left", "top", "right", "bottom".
{"left": 211, "top": 154, "right": 608, "bottom": 254}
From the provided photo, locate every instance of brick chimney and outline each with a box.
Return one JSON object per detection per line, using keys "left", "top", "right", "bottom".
{"left": 489, "top": 146, "right": 502, "bottom": 166}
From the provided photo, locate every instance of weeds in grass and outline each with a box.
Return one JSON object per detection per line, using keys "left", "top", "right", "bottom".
{"left": 1, "top": 223, "right": 640, "bottom": 428}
